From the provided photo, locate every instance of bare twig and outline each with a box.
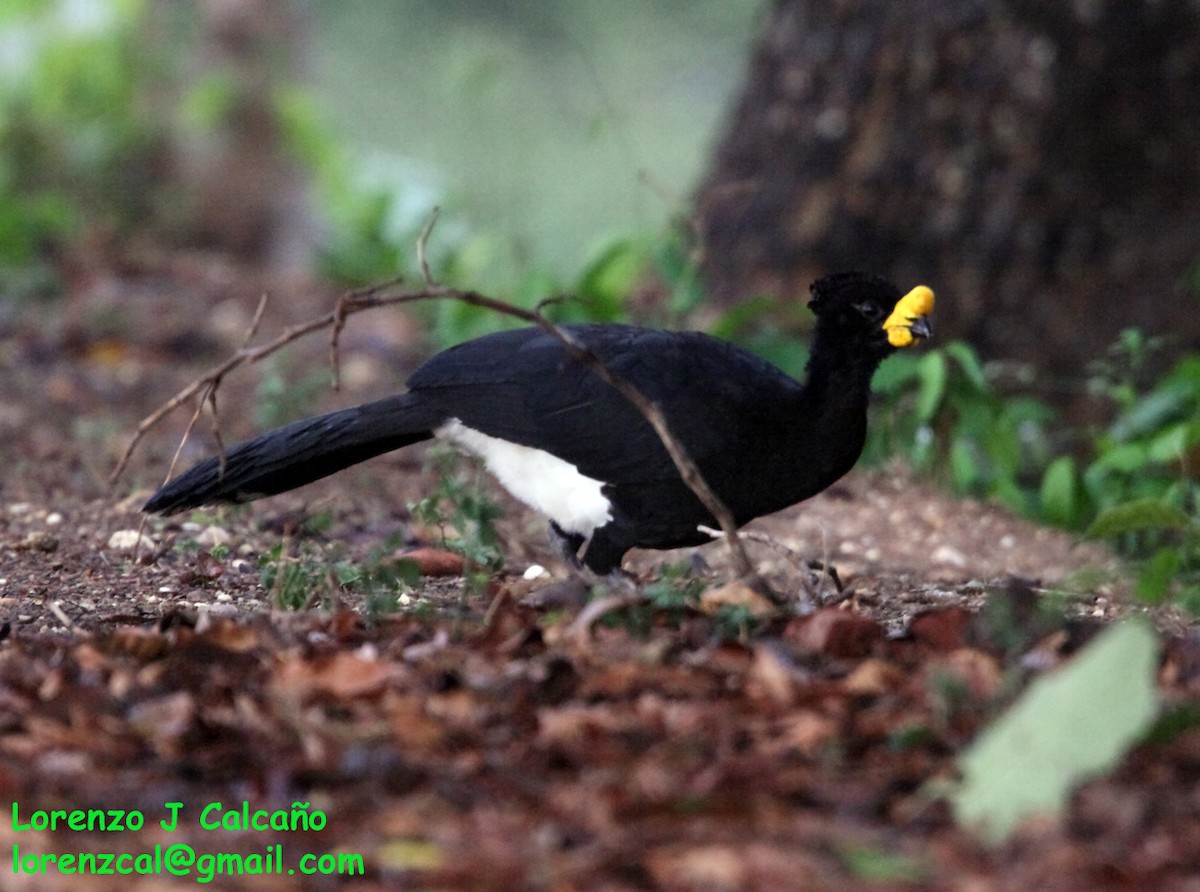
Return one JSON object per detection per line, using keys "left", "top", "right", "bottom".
{"left": 112, "top": 286, "right": 386, "bottom": 483}
{"left": 417, "top": 206, "right": 440, "bottom": 285}
{"left": 699, "top": 524, "right": 843, "bottom": 598}
{"left": 115, "top": 218, "right": 780, "bottom": 602}
{"left": 245, "top": 292, "right": 270, "bottom": 345}
{"left": 48, "top": 600, "right": 82, "bottom": 635}
{"left": 342, "top": 285, "right": 775, "bottom": 598}
{"left": 565, "top": 591, "right": 643, "bottom": 642}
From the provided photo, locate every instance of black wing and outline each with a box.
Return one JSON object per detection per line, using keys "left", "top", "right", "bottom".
{"left": 406, "top": 324, "right": 803, "bottom": 489}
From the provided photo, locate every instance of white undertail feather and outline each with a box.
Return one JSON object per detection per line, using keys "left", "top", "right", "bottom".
{"left": 435, "top": 419, "right": 613, "bottom": 535}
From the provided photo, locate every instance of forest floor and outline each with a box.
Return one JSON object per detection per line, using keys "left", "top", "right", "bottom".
{"left": 0, "top": 254, "right": 1198, "bottom": 890}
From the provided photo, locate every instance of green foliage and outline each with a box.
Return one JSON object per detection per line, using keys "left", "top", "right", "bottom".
{"left": 253, "top": 361, "right": 330, "bottom": 429}
{"left": 0, "top": 1, "right": 463, "bottom": 296}
{"left": 258, "top": 541, "right": 322, "bottom": 611}
{"left": 0, "top": 0, "right": 167, "bottom": 292}
{"left": 641, "top": 562, "right": 705, "bottom": 614}
{"left": 706, "top": 294, "right": 815, "bottom": 380}
{"left": 866, "top": 341, "right": 1056, "bottom": 516}
{"left": 610, "top": 564, "right": 765, "bottom": 641}
{"left": 1085, "top": 500, "right": 1199, "bottom": 605}
{"left": 1082, "top": 334, "right": 1200, "bottom": 510}
{"left": 942, "top": 619, "right": 1159, "bottom": 845}
{"left": 1073, "top": 338, "right": 1200, "bottom": 606}
{"left": 425, "top": 231, "right": 669, "bottom": 351}
{"left": 864, "top": 326, "right": 1200, "bottom": 609}
{"left": 408, "top": 446, "right": 505, "bottom": 592}
{"left": 277, "top": 86, "right": 444, "bottom": 286}
{"left": 257, "top": 532, "right": 420, "bottom": 614}
{"left": 835, "top": 843, "right": 928, "bottom": 884}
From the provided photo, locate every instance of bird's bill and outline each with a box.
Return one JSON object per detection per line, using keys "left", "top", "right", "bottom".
{"left": 883, "top": 285, "right": 935, "bottom": 348}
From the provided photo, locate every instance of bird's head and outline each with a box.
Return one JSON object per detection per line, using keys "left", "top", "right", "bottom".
{"left": 807, "top": 272, "right": 935, "bottom": 357}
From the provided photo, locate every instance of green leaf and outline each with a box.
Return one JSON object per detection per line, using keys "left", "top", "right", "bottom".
{"left": 575, "top": 238, "right": 647, "bottom": 320}
{"left": 871, "top": 351, "right": 923, "bottom": 395}
{"left": 1109, "top": 385, "right": 1193, "bottom": 442}
{"left": 1147, "top": 422, "right": 1199, "bottom": 465}
{"left": 944, "top": 341, "right": 989, "bottom": 392}
{"left": 915, "top": 350, "right": 948, "bottom": 423}
{"left": 333, "top": 561, "right": 364, "bottom": 586}
{"left": 1084, "top": 499, "right": 1193, "bottom": 540}
{"left": 949, "top": 439, "right": 980, "bottom": 491}
{"left": 946, "top": 619, "right": 1160, "bottom": 844}
{"left": 1091, "top": 442, "right": 1149, "bottom": 474}
{"left": 1136, "top": 547, "right": 1181, "bottom": 604}
{"left": 653, "top": 239, "right": 706, "bottom": 316}
{"left": 836, "top": 843, "right": 928, "bottom": 884}
{"left": 1039, "top": 456, "right": 1078, "bottom": 527}
{"left": 707, "top": 293, "right": 779, "bottom": 341}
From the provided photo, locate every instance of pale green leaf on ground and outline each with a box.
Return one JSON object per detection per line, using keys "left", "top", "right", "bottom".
{"left": 947, "top": 619, "right": 1160, "bottom": 845}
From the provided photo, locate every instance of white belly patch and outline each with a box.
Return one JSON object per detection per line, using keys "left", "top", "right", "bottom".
{"left": 435, "top": 419, "right": 613, "bottom": 536}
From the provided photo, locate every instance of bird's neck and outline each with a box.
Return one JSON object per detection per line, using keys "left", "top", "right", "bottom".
{"left": 806, "top": 323, "right": 888, "bottom": 389}
{"left": 788, "top": 333, "right": 886, "bottom": 488}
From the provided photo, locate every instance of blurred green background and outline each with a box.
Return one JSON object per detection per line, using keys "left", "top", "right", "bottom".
{"left": 309, "top": 0, "right": 762, "bottom": 283}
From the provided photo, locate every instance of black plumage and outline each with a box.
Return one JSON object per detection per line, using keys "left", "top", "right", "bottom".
{"left": 144, "top": 272, "right": 934, "bottom": 574}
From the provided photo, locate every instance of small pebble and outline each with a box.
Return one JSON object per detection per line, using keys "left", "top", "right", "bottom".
{"left": 932, "top": 544, "right": 968, "bottom": 567}
{"left": 17, "top": 531, "right": 58, "bottom": 553}
{"left": 196, "top": 526, "right": 232, "bottom": 548}
{"left": 107, "top": 529, "right": 155, "bottom": 553}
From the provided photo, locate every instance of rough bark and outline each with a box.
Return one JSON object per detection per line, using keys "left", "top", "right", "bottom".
{"left": 696, "top": 0, "right": 1200, "bottom": 379}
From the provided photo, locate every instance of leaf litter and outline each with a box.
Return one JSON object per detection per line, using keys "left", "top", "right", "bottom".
{"left": 1, "top": 265, "right": 1198, "bottom": 889}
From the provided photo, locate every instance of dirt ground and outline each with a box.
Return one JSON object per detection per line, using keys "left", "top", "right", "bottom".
{"left": 1, "top": 257, "right": 1198, "bottom": 890}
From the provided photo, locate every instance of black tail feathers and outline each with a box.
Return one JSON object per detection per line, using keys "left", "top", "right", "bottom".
{"left": 143, "top": 393, "right": 441, "bottom": 514}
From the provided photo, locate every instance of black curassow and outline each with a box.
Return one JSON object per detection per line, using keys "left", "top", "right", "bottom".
{"left": 144, "top": 273, "right": 934, "bottom": 574}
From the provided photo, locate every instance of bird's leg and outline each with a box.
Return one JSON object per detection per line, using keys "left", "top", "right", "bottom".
{"left": 524, "top": 522, "right": 637, "bottom": 610}
{"left": 548, "top": 521, "right": 586, "bottom": 570}
{"left": 521, "top": 522, "right": 591, "bottom": 609}
{"left": 805, "top": 558, "right": 845, "bottom": 603}
{"left": 555, "top": 522, "right": 639, "bottom": 594}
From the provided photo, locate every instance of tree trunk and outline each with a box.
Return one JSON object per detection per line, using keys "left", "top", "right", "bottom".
{"left": 695, "top": 0, "right": 1200, "bottom": 380}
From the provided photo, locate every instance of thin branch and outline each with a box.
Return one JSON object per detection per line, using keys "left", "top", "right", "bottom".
{"left": 337, "top": 284, "right": 779, "bottom": 601}
{"left": 49, "top": 601, "right": 82, "bottom": 635}
{"left": 699, "top": 525, "right": 843, "bottom": 597}
{"left": 115, "top": 229, "right": 779, "bottom": 602}
{"left": 565, "top": 591, "right": 643, "bottom": 642}
{"left": 417, "top": 206, "right": 440, "bottom": 285}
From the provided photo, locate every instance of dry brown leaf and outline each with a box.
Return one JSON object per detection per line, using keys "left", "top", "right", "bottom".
{"left": 785, "top": 608, "right": 882, "bottom": 658}
{"left": 127, "top": 690, "right": 195, "bottom": 755}
{"left": 197, "top": 618, "right": 266, "bottom": 653}
{"left": 779, "top": 711, "right": 840, "bottom": 756}
{"left": 106, "top": 625, "right": 170, "bottom": 661}
{"left": 396, "top": 547, "right": 466, "bottom": 577}
{"left": 385, "top": 692, "right": 447, "bottom": 750}
{"left": 537, "top": 702, "right": 639, "bottom": 747}
{"left": 842, "top": 657, "right": 901, "bottom": 696}
{"left": 272, "top": 649, "right": 394, "bottom": 702}
{"left": 698, "top": 580, "right": 776, "bottom": 617}
{"left": 645, "top": 844, "right": 746, "bottom": 890}
{"left": 924, "top": 647, "right": 1003, "bottom": 702}
{"left": 748, "top": 645, "right": 802, "bottom": 704}
{"left": 909, "top": 607, "right": 973, "bottom": 651}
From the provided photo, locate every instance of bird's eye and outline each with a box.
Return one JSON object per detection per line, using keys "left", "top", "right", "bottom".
{"left": 853, "top": 301, "right": 883, "bottom": 322}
